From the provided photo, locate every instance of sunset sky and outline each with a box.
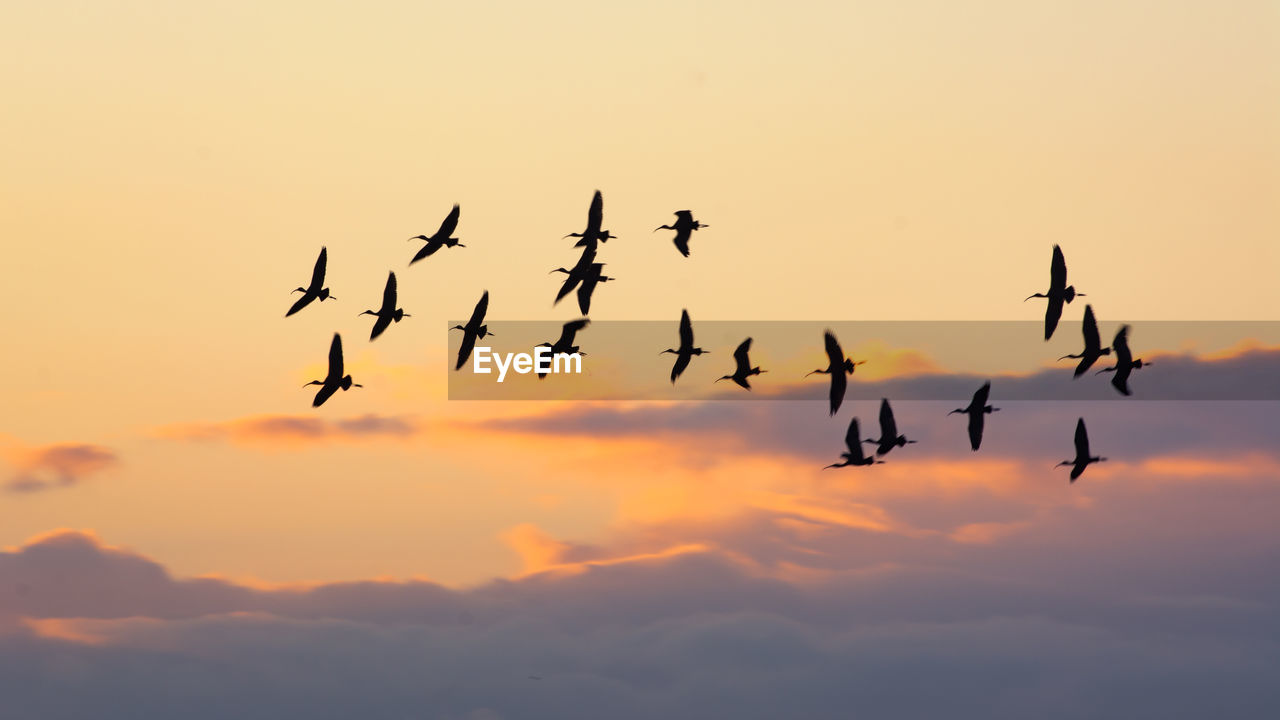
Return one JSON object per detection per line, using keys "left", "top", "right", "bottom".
{"left": 2, "top": 1, "right": 1278, "bottom": 717}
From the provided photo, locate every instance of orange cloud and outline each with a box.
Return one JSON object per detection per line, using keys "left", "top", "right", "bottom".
{"left": 155, "top": 413, "right": 421, "bottom": 447}
{"left": 2, "top": 439, "right": 118, "bottom": 493}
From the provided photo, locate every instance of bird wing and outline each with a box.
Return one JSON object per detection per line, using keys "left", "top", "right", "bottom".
{"left": 733, "top": 338, "right": 752, "bottom": 370}
{"left": 455, "top": 331, "right": 477, "bottom": 371}
{"left": 468, "top": 291, "right": 489, "bottom": 329}
{"left": 1111, "top": 325, "right": 1131, "bottom": 365}
{"left": 1044, "top": 294, "right": 1064, "bottom": 340}
{"left": 829, "top": 370, "right": 847, "bottom": 416}
{"left": 1050, "top": 245, "right": 1066, "bottom": 292}
{"left": 437, "top": 204, "right": 460, "bottom": 237}
{"left": 973, "top": 381, "right": 991, "bottom": 408}
{"left": 823, "top": 331, "right": 843, "bottom": 368}
{"left": 879, "top": 398, "right": 897, "bottom": 438}
{"left": 555, "top": 273, "right": 580, "bottom": 304}
{"left": 675, "top": 210, "right": 693, "bottom": 224}
{"left": 328, "top": 333, "right": 344, "bottom": 378}
{"left": 967, "top": 412, "right": 984, "bottom": 451}
{"left": 586, "top": 191, "right": 603, "bottom": 232}
{"left": 560, "top": 319, "right": 590, "bottom": 346}
{"left": 844, "top": 418, "right": 864, "bottom": 456}
{"left": 673, "top": 233, "right": 690, "bottom": 257}
{"left": 312, "top": 382, "right": 338, "bottom": 408}
{"left": 370, "top": 313, "right": 392, "bottom": 341}
{"left": 576, "top": 274, "right": 596, "bottom": 315}
{"left": 1111, "top": 368, "right": 1132, "bottom": 396}
{"left": 1074, "top": 418, "right": 1090, "bottom": 459}
{"left": 410, "top": 242, "right": 439, "bottom": 264}
{"left": 1082, "top": 305, "right": 1100, "bottom": 350}
{"left": 381, "top": 272, "right": 397, "bottom": 311}
{"left": 679, "top": 310, "right": 693, "bottom": 348}
{"left": 670, "top": 352, "right": 691, "bottom": 382}
{"left": 310, "top": 247, "right": 328, "bottom": 289}
{"left": 286, "top": 293, "right": 314, "bottom": 317}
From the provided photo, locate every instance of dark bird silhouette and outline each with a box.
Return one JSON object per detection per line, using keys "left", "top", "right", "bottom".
{"left": 1096, "top": 324, "right": 1150, "bottom": 396}
{"left": 805, "top": 331, "right": 865, "bottom": 416}
{"left": 304, "top": 333, "right": 362, "bottom": 407}
{"left": 716, "top": 337, "right": 766, "bottom": 390}
{"left": 1057, "top": 417, "right": 1106, "bottom": 482}
{"left": 359, "top": 271, "right": 410, "bottom": 341}
{"left": 863, "top": 398, "right": 917, "bottom": 456}
{"left": 824, "top": 418, "right": 883, "bottom": 469}
{"left": 286, "top": 247, "right": 335, "bottom": 317}
{"left": 948, "top": 381, "right": 1000, "bottom": 451}
{"left": 1058, "top": 304, "right": 1111, "bottom": 377}
{"left": 450, "top": 291, "right": 493, "bottom": 371}
{"left": 660, "top": 309, "right": 709, "bottom": 384}
{"left": 550, "top": 245, "right": 597, "bottom": 306}
{"left": 408, "top": 204, "right": 464, "bottom": 264}
{"left": 575, "top": 263, "right": 615, "bottom": 315}
{"left": 538, "top": 318, "right": 590, "bottom": 379}
{"left": 564, "top": 190, "right": 615, "bottom": 249}
{"left": 1025, "top": 244, "right": 1085, "bottom": 340}
{"left": 654, "top": 210, "right": 708, "bottom": 257}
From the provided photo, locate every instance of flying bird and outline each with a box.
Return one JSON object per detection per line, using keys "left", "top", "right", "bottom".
{"left": 564, "top": 190, "right": 615, "bottom": 249}
{"left": 660, "top": 309, "right": 709, "bottom": 384}
{"left": 1025, "top": 244, "right": 1084, "bottom": 340}
{"left": 575, "top": 262, "right": 615, "bottom": 315}
{"left": 805, "top": 331, "right": 865, "bottom": 416}
{"left": 538, "top": 318, "right": 590, "bottom": 379}
{"left": 408, "top": 204, "right": 464, "bottom": 264}
{"left": 654, "top": 210, "right": 708, "bottom": 257}
{"left": 948, "top": 381, "right": 1000, "bottom": 451}
{"left": 304, "top": 333, "right": 362, "bottom": 407}
{"left": 863, "top": 398, "right": 917, "bottom": 456}
{"left": 286, "top": 247, "right": 335, "bottom": 317}
{"left": 716, "top": 337, "right": 766, "bottom": 390}
{"left": 1058, "top": 304, "right": 1110, "bottom": 377}
{"left": 550, "top": 245, "right": 598, "bottom": 306}
{"left": 1056, "top": 417, "right": 1106, "bottom": 482}
{"left": 1096, "top": 324, "right": 1150, "bottom": 396}
{"left": 824, "top": 418, "right": 883, "bottom": 469}
{"left": 451, "top": 291, "right": 493, "bottom": 371}
{"left": 358, "top": 272, "right": 410, "bottom": 341}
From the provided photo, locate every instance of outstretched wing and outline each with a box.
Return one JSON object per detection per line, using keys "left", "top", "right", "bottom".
{"left": 679, "top": 309, "right": 693, "bottom": 348}
{"left": 844, "top": 418, "right": 865, "bottom": 457}
{"left": 369, "top": 314, "right": 392, "bottom": 341}
{"left": 576, "top": 276, "right": 595, "bottom": 315}
{"left": 328, "top": 333, "right": 344, "bottom": 379}
{"left": 469, "top": 291, "right": 489, "bottom": 328}
{"left": 1050, "top": 245, "right": 1067, "bottom": 292}
{"left": 285, "top": 293, "right": 314, "bottom": 317}
{"left": 733, "top": 338, "right": 752, "bottom": 369}
{"left": 1082, "top": 304, "right": 1101, "bottom": 350}
{"left": 673, "top": 232, "right": 691, "bottom": 257}
{"left": 670, "top": 352, "right": 691, "bottom": 383}
{"left": 675, "top": 210, "right": 693, "bottom": 224}
{"left": 823, "top": 330, "right": 843, "bottom": 368}
{"left": 1044, "top": 294, "right": 1064, "bottom": 340}
{"left": 879, "top": 398, "right": 897, "bottom": 438}
{"left": 586, "top": 190, "right": 603, "bottom": 232}
{"left": 973, "top": 381, "right": 991, "bottom": 408}
{"left": 828, "top": 370, "right": 847, "bottom": 416}
{"left": 437, "top": 204, "right": 461, "bottom": 237}
{"left": 381, "top": 272, "right": 397, "bottom": 311}
{"left": 1074, "top": 418, "right": 1090, "bottom": 459}
{"left": 1111, "top": 325, "right": 1131, "bottom": 365}
{"left": 312, "top": 382, "right": 338, "bottom": 408}
{"left": 967, "top": 412, "right": 984, "bottom": 451}
{"left": 559, "top": 318, "right": 590, "bottom": 346}
{"left": 310, "top": 247, "right": 328, "bottom": 289}
{"left": 455, "top": 331, "right": 477, "bottom": 371}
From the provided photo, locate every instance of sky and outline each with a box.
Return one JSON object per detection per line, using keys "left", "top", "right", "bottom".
{"left": 1, "top": 1, "right": 1278, "bottom": 717}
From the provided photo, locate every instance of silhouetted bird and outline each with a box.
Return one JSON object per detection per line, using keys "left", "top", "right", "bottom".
{"left": 359, "top": 272, "right": 410, "bottom": 341}
{"left": 575, "top": 262, "right": 615, "bottom": 315}
{"left": 1026, "top": 244, "right": 1084, "bottom": 340}
{"left": 409, "top": 204, "right": 464, "bottom": 264}
{"left": 654, "top": 210, "right": 708, "bottom": 257}
{"left": 451, "top": 291, "right": 493, "bottom": 371}
{"left": 286, "top": 247, "right": 335, "bottom": 317}
{"left": 304, "top": 333, "right": 362, "bottom": 407}
{"left": 1056, "top": 417, "right": 1106, "bottom": 482}
{"left": 1096, "top": 324, "right": 1150, "bottom": 396}
{"left": 824, "top": 418, "right": 883, "bottom": 469}
{"left": 863, "top": 398, "right": 917, "bottom": 456}
{"left": 564, "top": 190, "right": 615, "bottom": 249}
{"left": 538, "top": 318, "right": 590, "bottom": 379}
{"left": 948, "top": 381, "right": 1000, "bottom": 451}
{"left": 805, "top": 330, "right": 865, "bottom": 416}
{"left": 716, "top": 337, "right": 766, "bottom": 390}
{"left": 1058, "top": 304, "right": 1110, "bottom": 377}
{"left": 660, "top": 309, "right": 709, "bottom": 384}
{"left": 551, "top": 245, "right": 597, "bottom": 306}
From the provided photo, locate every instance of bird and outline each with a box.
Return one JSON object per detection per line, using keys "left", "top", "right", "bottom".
{"left": 948, "top": 381, "right": 1000, "bottom": 451}
{"left": 550, "top": 245, "right": 598, "bottom": 306}
{"left": 451, "top": 291, "right": 493, "bottom": 371}
{"left": 575, "top": 262, "right": 615, "bottom": 315}
{"left": 304, "top": 333, "right": 362, "bottom": 407}
{"left": 1056, "top": 417, "right": 1106, "bottom": 482}
{"left": 408, "top": 204, "right": 464, "bottom": 264}
{"left": 863, "top": 398, "right": 917, "bottom": 456}
{"left": 654, "top": 210, "right": 708, "bottom": 257}
{"left": 824, "top": 418, "right": 883, "bottom": 469}
{"left": 564, "top": 190, "right": 615, "bottom": 249}
{"left": 805, "top": 330, "right": 865, "bottom": 416}
{"left": 358, "top": 272, "right": 410, "bottom": 341}
{"left": 1025, "top": 244, "right": 1084, "bottom": 340}
{"left": 660, "top": 309, "right": 709, "bottom": 383}
{"left": 716, "top": 337, "right": 766, "bottom": 390}
{"left": 1096, "top": 324, "right": 1150, "bottom": 396}
{"left": 286, "top": 247, "right": 335, "bottom": 317}
{"left": 1058, "top": 304, "right": 1110, "bottom": 377}
{"left": 538, "top": 318, "right": 590, "bottom": 379}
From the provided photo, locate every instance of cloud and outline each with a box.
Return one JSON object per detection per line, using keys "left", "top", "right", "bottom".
{"left": 155, "top": 413, "right": 420, "bottom": 447}
{"left": 2, "top": 441, "right": 119, "bottom": 494}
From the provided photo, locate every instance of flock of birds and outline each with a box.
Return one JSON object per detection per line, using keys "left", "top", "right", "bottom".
{"left": 285, "top": 192, "right": 1145, "bottom": 483}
